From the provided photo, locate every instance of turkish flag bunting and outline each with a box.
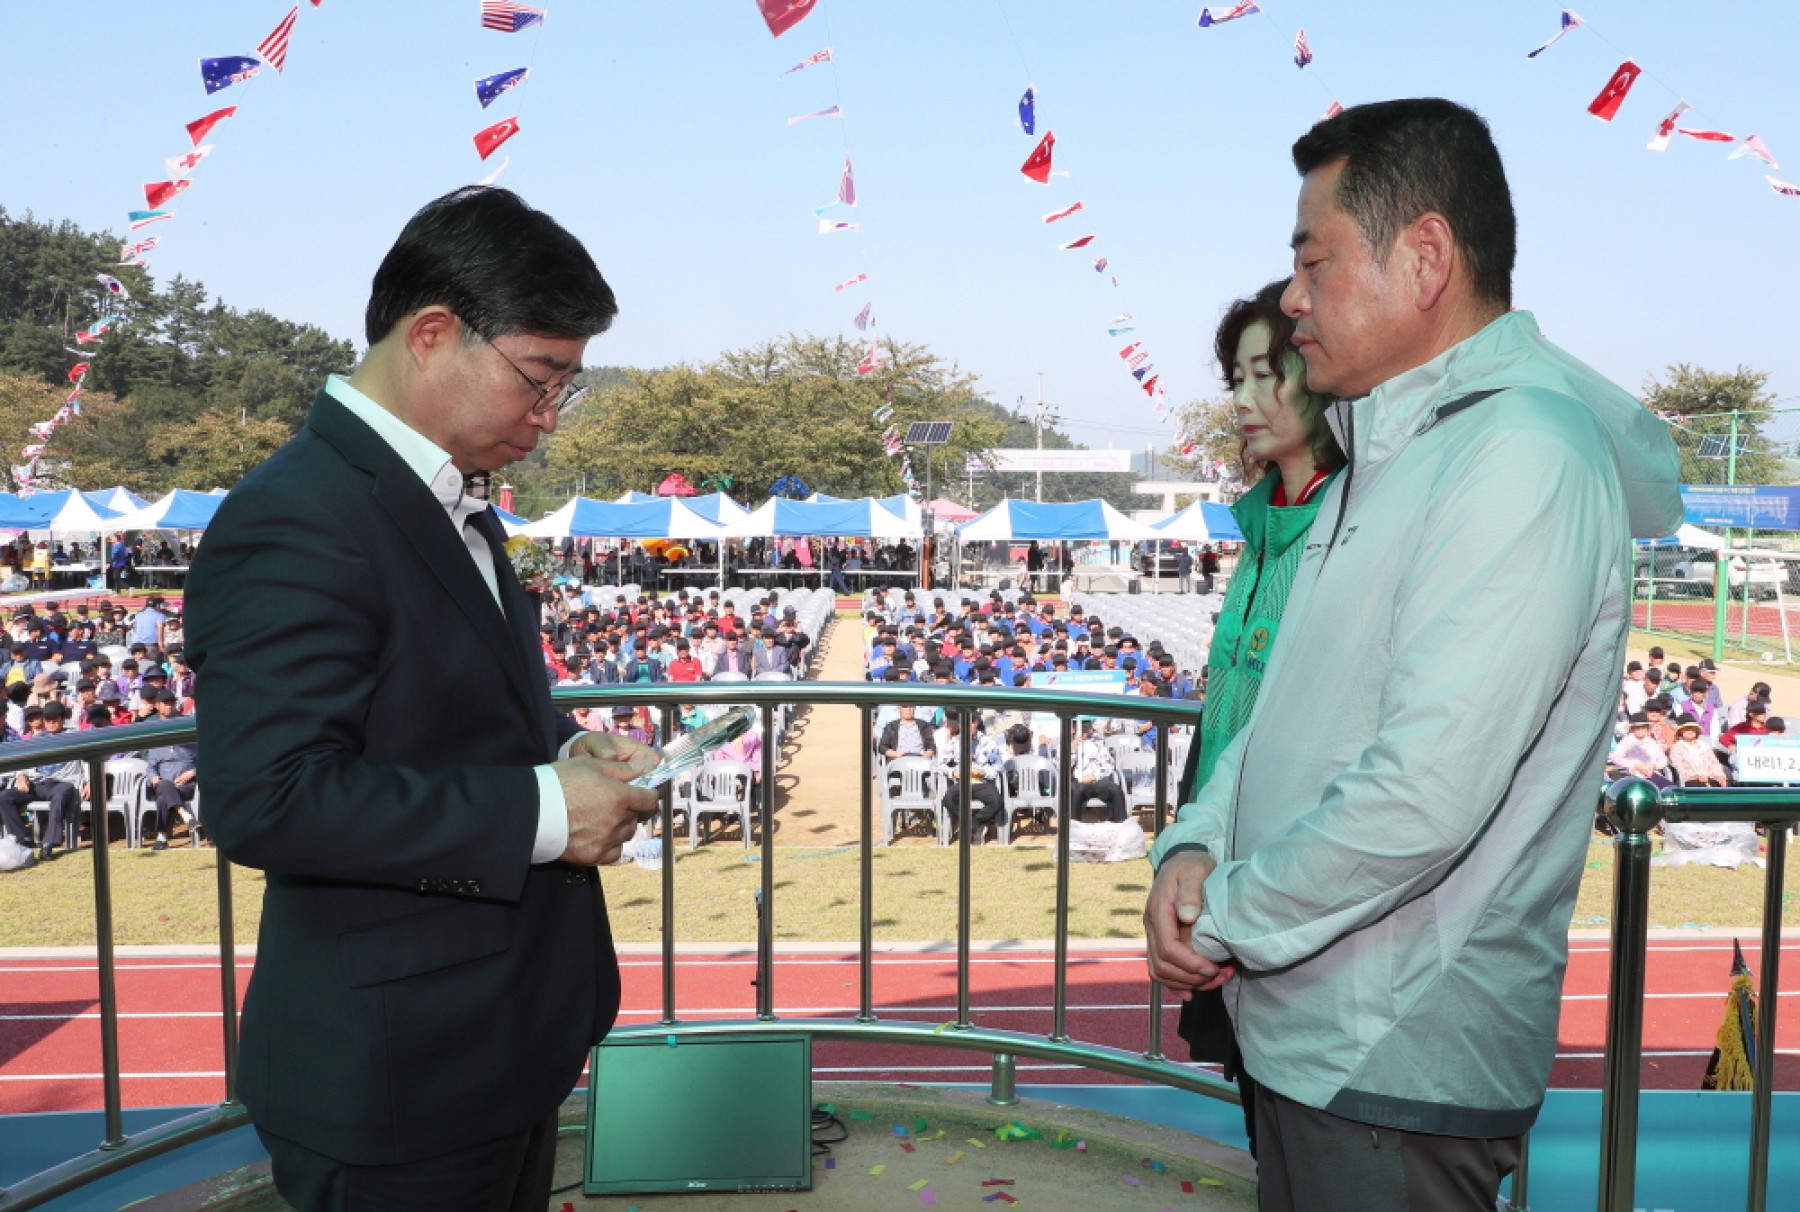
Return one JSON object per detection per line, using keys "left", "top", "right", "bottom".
{"left": 1587, "top": 60, "right": 1641, "bottom": 122}
{"left": 1020, "top": 131, "right": 1055, "bottom": 184}
{"left": 473, "top": 116, "right": 520, "bottom": 160}
{"left": 143, "top": 179, "right": 191, "bottom": 209}
{"left": 756, "top": 0, "right": 817, "bottom": 37}
{"left": 68, "top": 363, "right": 90, "bottom": 382}
{"left": 187, "top": 106, "right": 237, "bottom": 146}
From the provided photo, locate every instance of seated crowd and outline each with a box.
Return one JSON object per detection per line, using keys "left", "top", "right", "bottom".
{"left": 860, "top": 585, "right": 1202, "bottom": 855}
{"left": 534, "top": 585, "right": 813, "bottom": 686}
{"left": 1609, "top": 648, "right": 1785, "bottom": 787}
{"left": 0, "top": 597, "right": 199, "bottom": 860}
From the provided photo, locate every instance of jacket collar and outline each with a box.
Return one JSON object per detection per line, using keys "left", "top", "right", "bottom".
{"left": 1325, "top": 310, "right": 1527, "bottom": 468}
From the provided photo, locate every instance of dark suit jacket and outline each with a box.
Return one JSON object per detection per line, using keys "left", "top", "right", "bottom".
{"left": 187, "top": 392, "right": 615, "bottom": 1166}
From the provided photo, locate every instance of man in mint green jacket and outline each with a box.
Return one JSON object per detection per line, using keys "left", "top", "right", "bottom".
{"left": 1144, "top": 100, "right": 1682, "bottom": 1211}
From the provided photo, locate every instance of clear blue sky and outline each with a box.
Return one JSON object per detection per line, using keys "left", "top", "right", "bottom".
{"left": 3, "top": 0, "right": 1795, "bottom": 459}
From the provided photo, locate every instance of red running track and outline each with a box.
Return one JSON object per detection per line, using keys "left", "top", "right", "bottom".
{"left": 3, "top": 939, "right": 1797, "bottom": 1116}
{"left": 1633, "top": 600, "right": 1794, "bottom": 638}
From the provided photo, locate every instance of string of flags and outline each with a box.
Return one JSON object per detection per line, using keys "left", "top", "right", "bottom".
{"left": 17, "top": 1, "right": 325, "bottom": 493}
{"left": 1524, "top": 9, "right": 1793, "bottom": 199}
{"left": 756, "top": 0, "right": 915, "bottom": 485}
{"left": 470, "top": 1, "right": 548, "bottom": 181}
{"left": 1007, "top": 76, "right": 1176, "bottom": 432}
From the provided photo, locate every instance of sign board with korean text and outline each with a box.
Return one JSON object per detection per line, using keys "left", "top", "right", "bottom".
{"left": 1731, "top": 734, "right": 1800, "bottom": 784}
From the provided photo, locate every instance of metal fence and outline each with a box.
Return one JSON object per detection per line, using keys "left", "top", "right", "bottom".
{"left": 1, "top": 683, "right": 1246, "bottom": 1211}
{"left": 1601, "top": 780, "right": 1794, "bottom": 1212}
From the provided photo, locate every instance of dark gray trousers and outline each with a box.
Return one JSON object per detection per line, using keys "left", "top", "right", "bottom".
{"left": 1253, "top": 1085, "right": 1523, "bottom": 1212}
{"left": 257, "top": 1108, "right": 560, "bottom": 1212}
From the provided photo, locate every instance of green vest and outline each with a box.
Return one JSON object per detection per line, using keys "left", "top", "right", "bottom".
{"left": 1193, "top": 470, "right": 1339, "bottom": 791}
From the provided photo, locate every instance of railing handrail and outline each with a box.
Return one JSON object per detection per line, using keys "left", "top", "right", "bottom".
{"left": 0, "top": 680, "right": 1205, "bottom": 1211}
{"left": 1601, "top": 778, "right": 1792, "bottom": 1212}
{"left": 549, "top": 679, "right": 1207, "bottom": 727}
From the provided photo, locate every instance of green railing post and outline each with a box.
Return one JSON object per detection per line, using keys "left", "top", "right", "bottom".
{"left": 1599, "top": 778, "right": 1659, "bottom": 1212}
{"left": 1746, "top": 824, "right": 1786, "bottom": 1212}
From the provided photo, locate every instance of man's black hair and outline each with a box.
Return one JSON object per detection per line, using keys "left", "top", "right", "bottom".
{"left": 364, "top": 186, "right": 618, "bottom": 345}
{"left": 1292, "top": 98, "right": 1515, "bottom": 307}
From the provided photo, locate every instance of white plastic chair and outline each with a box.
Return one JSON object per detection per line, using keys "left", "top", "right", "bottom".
{"left": 1115, "top": 750, "right": 1161, "bottom": 824}
{"left": 998, "top": 755, "right": 1059, "bottom": 844}
{"left": 880, "top": 756, "right": 950, "bottom": 845}
{"left": 99, "top": 758, "right": 152, "bottom": 847}
{"left": 688, "top": 758, "right": 755, "bottom": 850}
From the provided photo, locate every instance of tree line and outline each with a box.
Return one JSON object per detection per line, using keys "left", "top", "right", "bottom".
{"left": 2, "top": 207, "right": 1154, "bottom": 510}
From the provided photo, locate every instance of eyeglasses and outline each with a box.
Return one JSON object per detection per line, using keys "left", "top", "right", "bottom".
{"left": 481, "top": 335, "right": 589, "bottom": 417}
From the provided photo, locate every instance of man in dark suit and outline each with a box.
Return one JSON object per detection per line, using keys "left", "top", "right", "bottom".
{"left": 187, "top": 187, "right": 659, "bottom": 1212}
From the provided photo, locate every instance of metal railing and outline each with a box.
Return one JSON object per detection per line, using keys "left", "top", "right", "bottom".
{"left": 1, "top": 682, "right": 1242, "bottom": 1211}
{"left": 1601, "top": 780, "right": 1794, "bottom": 1212}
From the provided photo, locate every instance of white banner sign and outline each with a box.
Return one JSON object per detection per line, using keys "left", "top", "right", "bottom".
{"left": 1732, "top": 735, "right": 1800, "bottom": 783}
{"left": 973, "top": 448, "right": 1134, "bottom": 474}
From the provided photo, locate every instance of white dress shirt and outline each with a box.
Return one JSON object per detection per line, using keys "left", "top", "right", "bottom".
{"left": 325, "top": 376, "right": 575, "bottom": 863}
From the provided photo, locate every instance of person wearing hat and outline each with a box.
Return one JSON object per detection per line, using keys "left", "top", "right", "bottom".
{"left": 608, "top": 705, "right": 652, "bottom": 745}
{"left": 0, "top": 702, "right": 86, "bottom": 859}
{"left": 1606, "top": 713, "right": 1671, "bottom": 785}
{"left": 1668, "top": 719, "right": 1728, "bottom": 787}
{"left": 94, "top": 680, "right": 132, "bottom": 726}
{"left": 145, "top": 690, "right": 200, "bottom": 850}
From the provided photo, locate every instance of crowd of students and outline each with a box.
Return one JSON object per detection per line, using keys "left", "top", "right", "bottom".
{"left": 1609, "top": 647, "right": 1783, "bottom": 787}
{"left": 0, "top": 596, "right": 199, "bottom": 862}
{"left": 859, "top": 585, "right": 1201, "bottom": 855}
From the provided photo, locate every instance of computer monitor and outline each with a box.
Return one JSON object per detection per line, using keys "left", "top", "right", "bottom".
{"left": 583, "top": 1032, "right": 813, "bottom": 1195}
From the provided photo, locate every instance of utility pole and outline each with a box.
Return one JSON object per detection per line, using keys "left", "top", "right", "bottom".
{"left": 1031, "top": 372, "right": 1060, "bottom": 503}
{"left": 1712, "top": 410, "right": 1739, "bottom": 663}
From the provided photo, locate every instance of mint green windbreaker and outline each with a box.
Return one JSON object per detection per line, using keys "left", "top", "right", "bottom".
{"left": 1151, "top": 311, "right": 1681, "bottom": 1137}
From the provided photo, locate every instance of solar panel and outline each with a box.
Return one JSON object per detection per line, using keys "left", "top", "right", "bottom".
{"left": 906, "top": 421, "right": 953, "bottom": 445}
{"left": 1697, "top": 434, "right": 1750, "bottom": 458}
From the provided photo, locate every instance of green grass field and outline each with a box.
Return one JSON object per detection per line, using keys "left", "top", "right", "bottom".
{"left": 1, "top": 839, "right": 1793, "bottom": 949}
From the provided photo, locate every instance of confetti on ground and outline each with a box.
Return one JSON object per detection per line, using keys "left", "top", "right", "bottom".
{"left": 908, "top": 1179, "right": 931, "bottom": 1192}
{"left": 1181, "top": 1181, "right": 1194, "bottom": 1194}
{"left": 816, "top": 1103, "right": 836, "bottom": 1115}
{"left": 901, "top": 1142, "right": 917, "bottom": 1153}
{"left": 1049, "top": 1132, "right": 1079, "bottom": 1150}
{"left": 915, "top": 1116, "right": 929, "bottom": 1133}
{"left": 980, "top": 1179, "right": 1017, "bottom": 1187}
{"left": 1122, "top": 1175, "right": 1143, "bottom": 1186}
{"left": 899, "top": 1082, "right": 921, "bottom": 1089}
{"left": 825, "top": 1157, "right": 836, "bottom": 1169}
{"left": 850, "top": 1111, "right": 876, "bottom": 1121}
{"left": 1076, "top": 1141, "right": 1087, "bottom": 1152}
{"left": 893, "top": 1124, "right": 910, "bottom": 1137}
{"left": 1141, "top": 1157, "right": 1166, "bottom": 1173}
{"left": 920, "top": 1190, "right": 937, "bottom": 1207}
{"left": 947, "top": 1150, "right": 965, "bottom": 1165}
{"left": 968, "top": 1138, "right": 987, "bottom": 1148}
{"left": 934, "top": 1021, "right": 953, "bottom": 1034}
{"left": 1200, "top": 1177, "right": 1225, "bottom": 1187}
{"left": 870, "top": 1164, "right": 886, "bottom": 1177}
{"left": 995, "top": 1122, "right": 1043, "bottom": 1141}
{"left": 919, "top": 1129, "right": 946, "bottom": 1141}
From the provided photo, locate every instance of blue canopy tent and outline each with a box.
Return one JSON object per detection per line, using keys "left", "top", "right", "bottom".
{"left": 956, "top": 497, "right": 1161, "bottom": 541}
{"left": 514, "top": 496, "right": 726, "bottom": 539}
{"left": 1149, "top": 499, "right": 1245, "bottom": 543}
{"left": 107, "top": 489, "right": 227, "bottom": 532}
{"left": 725, "top": 496, "right": 920, "bottom": 539}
